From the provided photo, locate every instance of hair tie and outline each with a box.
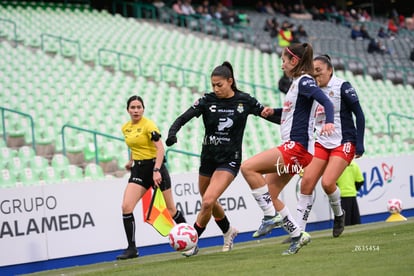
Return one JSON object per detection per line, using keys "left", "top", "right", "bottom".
{"left": 286, "top": 47, "right": 301, "bottom": 60}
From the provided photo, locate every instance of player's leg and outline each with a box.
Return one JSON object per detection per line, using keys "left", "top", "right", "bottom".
{"left": 296, "top": 157, "right": 327, "bottom": 231}
{"left": 117, "top": 182, "right": 147, "bottom": 260}
{"left": 322, "top": 155, "right": 349, "bottom": 237}
{"left": 160, "top": 166, "right": 186, "bottom": 224}
{"left": 241, "top": 147, "right": 284, "bottom": 237}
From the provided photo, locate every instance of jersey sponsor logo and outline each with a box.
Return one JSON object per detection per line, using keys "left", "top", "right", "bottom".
{"left": 209, "top": 105, "right": 216, "bottom": 112}
{"left": 228, "top": 161, "right": 237, "bottom": 167}
{"left": 218, "top": 117, "right": 233, "bottom": 131}
{"left": 301, "top": 79, "right": 316, "bottom": 87}
{"left": 131, "top": 177, "right": 143, "bottom": 183}
{"left": 203, "top": 135, "right": 231, "bottom": 145}
{"left": 237, "top": 103, "right": 244, "bottom": 113}
{"left": 345, "top": 87, "right": 357, "bottom": 97}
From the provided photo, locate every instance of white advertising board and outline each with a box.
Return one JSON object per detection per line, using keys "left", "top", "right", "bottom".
{"left": 1, "top": 155, "right": 413, "bottom": 267}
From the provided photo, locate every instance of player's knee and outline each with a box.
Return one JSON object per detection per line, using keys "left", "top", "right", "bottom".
{"left": 121, "top": 202, "right": 134, "bottom": 214}
{"left": 300, "top": 176, "right": 316, "bottom": 194}
{"left": 201, "top": 197, "right": 215, "bottom": 211}
{"left": 240, "top": 160, "right": 252, "bottom": 175}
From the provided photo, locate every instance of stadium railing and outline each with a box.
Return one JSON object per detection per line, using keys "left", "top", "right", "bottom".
{"left": 0, "top": 18, "right": 17, "bottom": 46}
{"left": 165, "top": 148, "right": 200, "bottom": 172}
{"left": 61, "top": 124, "right": 124, "bottom": 165}
{"left": 386, "top": 113, "right": 414, "bottom": 138}
{"left": 97, "top": 48, "right": 143, "bottom": 75}
{"left": 159, "top": 63, "right": 209, "bottom": 91}
{"left": 40, "top": 33, "right": 82, "bottom": 58}
{"left": 0, "top": 106, "right": 36, "bottom": 153}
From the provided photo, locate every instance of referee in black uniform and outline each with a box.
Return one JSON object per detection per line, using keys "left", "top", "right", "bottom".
{"left": 117, "top": 95, "right": 186, "bottom": 260}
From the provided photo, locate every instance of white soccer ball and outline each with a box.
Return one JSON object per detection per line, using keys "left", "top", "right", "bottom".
{"left": 168, "top": 223, "right": 198, "bottom": 251}
{"left": 387, "top": 198, "right": 402, "bottom": 214}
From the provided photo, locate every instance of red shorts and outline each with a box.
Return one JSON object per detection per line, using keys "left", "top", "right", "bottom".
{"left": 314, "top": 142, "right": 355, "bottom": 164}
{"left": 277, "top": 141, "right": 313, "bottom": 175}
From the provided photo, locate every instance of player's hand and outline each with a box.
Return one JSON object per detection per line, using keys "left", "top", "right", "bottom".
{"left": 320, "top": 123, "right": 334, "bottom": 136}
{"left": 261, "top": 107, "right": 274, "bottom": 117}
{"left": 153, "top": 172, "right": 161, "bottom": 187}
{"left": 166, "top": 136, "right": 177, "bottom": 146}
{"left": 125, "top": 160, "right": 133, "bottom": 171}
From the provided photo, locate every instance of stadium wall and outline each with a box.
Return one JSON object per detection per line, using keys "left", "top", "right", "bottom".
{"left": 1, "top": 155, "right": 413, "bottom": 275}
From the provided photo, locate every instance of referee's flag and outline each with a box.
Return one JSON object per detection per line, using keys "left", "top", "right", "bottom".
{"left": 144, "top": 187, "right": 175, "bottom": 236}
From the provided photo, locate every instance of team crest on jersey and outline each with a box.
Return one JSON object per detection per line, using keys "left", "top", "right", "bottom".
{"left": 329, "top": 91, "right": 334, "bottom": 97}
{"left": 237, "top": 103, "right": 244, "bottom": 113}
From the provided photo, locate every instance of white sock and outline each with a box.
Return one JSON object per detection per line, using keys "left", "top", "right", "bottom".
{"left": 251, "top": 185, "right": 276, "bottom": 217}
{"left": 328, "top": 187, "right": 343, "bottom": 217}
{"left": 296, "top": 193, "right": 313, "bottom": 231}
{"left": 279, "top": 206, "right": 302, "bottom": 238}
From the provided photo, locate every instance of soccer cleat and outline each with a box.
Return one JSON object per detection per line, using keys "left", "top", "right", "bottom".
{"left": 282, "top": 231, "right": 311, "bottom": 255}
{"left": 182, "top": 245, "right": 199, "bottom": 257}
{"left": 116, "top": 248, "right": 138, "bottom": 260}
{"left": 222, "top": 227, "right": 238, "bottom": 252}
{"left": 333, "top": 210, "right": 346, "bottom": 237}
{"left": 252, "top": 214, "right": 283, "bottom": 238}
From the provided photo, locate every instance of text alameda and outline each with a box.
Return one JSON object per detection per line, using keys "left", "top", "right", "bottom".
{"left": 0, "top": 212, "right": 95, "bottom": 238}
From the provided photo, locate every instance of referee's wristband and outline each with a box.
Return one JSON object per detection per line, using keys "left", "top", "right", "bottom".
{"left": 153, "top": 168, "right": 160, "bottom": 172}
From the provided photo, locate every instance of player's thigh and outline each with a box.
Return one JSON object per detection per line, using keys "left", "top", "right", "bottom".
{"left": 301, "top": 157, "right": 327, "bottom": 194}
{"left": 322, "top": 156, "right": 349, "bottom": 186}
{"left": 242, "top": 147, "right": 281, "bottom": 174}
{"left": 202, "top": 170, "right": 234, "bottom": 204}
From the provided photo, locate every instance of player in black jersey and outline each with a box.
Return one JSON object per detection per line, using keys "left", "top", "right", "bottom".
{"left": 166, "top": 61, "right": 281, "bottom": 256}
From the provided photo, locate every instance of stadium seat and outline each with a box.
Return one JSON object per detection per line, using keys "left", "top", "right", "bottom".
{"left": 62, "top": 164, "right": 84, "bottom": 182}
{"left": 18, "top": 145, "right": 36, "bottom": 164}
{"left": 0, "top": 169, "right": 16, "bottom": 188}
{"left": 84, "top": 163, "right": 104, "bottom": 180}
{"left": 39, "top": 166, "right": 61, "bottom": 184}
{"left": 17, "top": 167, "right": 40, "bottom": 187}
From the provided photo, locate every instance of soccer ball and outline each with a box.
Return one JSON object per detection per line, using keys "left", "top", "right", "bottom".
{"left": 387, "top": 198, "right": 402, "bottom": 214}
{"left": 168, "top": 223, "right": 198, "bottom": 251}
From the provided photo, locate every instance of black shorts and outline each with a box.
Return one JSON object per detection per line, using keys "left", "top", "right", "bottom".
{"left": 199, "top": 159, "right": 240, "bottom": 177}
{"left": 128, "top": 159, "right": 171, "bottom": 191}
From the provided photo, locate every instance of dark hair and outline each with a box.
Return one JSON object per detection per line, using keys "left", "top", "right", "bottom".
{"left": 211, "top": 61, "right": 238, "bottom": 91}
{"left": 283, "top": 43, "right": 314, "bottom": 78}
{"left": 126, "top": 95, "right": 145, "bottom": 110}
{"left": 314, "top": 54, "right": 333, "bottom": 70}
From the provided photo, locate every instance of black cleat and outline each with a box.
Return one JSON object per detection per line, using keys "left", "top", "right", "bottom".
{"left": 333, "top": 210, "right": 345, "bottom": 237}
{"left": 116, "top": 248, "right": 138, "bottom": 260}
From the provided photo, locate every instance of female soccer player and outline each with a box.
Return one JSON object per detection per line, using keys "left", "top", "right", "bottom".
{"left": 165, "top": 61, "right": 281, "bottom": 256}
{"left": 117, "top": 95, "right": 186, "bottom": 260}
{"left": 241, "top": 43, "right": 335, "bottom": 255}
{"left": 295, "top": 55, "right": 365, "bottom": 237}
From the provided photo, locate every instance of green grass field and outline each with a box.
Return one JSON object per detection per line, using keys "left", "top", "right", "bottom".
{"left": 28, "top": 218, "right": 414, "bottom": 276}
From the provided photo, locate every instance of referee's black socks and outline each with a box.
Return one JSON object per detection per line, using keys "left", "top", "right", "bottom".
{"left": 173, "top": 210, "right": 186, "bottom": 224}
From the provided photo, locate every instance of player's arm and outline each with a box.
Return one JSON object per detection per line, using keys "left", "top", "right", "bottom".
{"left": 166, "top": 107, "right": 199, "bottom": 146}
{"left": 300, "top": 77, "right": 335, "bottom": 134}
{"left": 260, "top": 107, "right": 282, "bottom": 124}
{"left": 341, "top": 82, "right": 365, "bottom": 157}
{"left": 151, "top": 132, "right": 164, "bottom": 187}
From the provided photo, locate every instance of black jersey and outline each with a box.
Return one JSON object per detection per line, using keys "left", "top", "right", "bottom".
{"left": 169, "top": 91, "right": 268, "bottom": 163}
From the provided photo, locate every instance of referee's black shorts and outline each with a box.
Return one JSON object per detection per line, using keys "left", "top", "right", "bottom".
{"left": 128, "top": 159, "right": 171, "bottom": 191}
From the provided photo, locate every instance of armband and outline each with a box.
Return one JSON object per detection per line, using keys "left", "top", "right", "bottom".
{"left": 151, "top": 131, "right": 161, "bottom": 141}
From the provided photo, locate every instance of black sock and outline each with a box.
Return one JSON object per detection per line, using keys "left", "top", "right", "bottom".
{"left": 173, "top": 210, "right": 186, "bottom": 224}
{"left": 194, "top": 222, "right": 206, "bottom": 238}
{"left": 215, "top": 216, "right": 230, "bottom": 234}
{"left": 122, "top": 213, "right": 136, "bottom": 250}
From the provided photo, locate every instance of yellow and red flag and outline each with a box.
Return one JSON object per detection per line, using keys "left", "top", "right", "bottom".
{"left": 143, "top": 187, "right": 175, "bottom": 236}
